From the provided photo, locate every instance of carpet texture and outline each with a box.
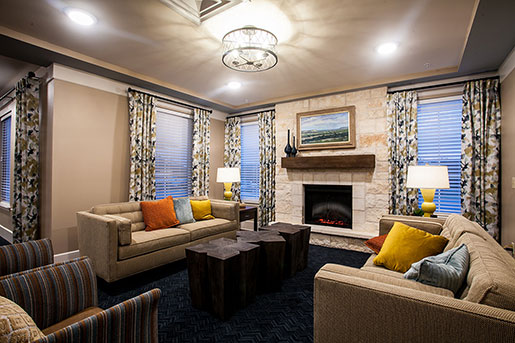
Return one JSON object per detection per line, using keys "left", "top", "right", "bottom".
{"left": 98, "top": 244, "right": 370, "bottom": 342}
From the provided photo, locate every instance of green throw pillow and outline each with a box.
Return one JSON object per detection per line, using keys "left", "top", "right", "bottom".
{"left": 404, "top": 243, "right": 469, "bottom": 295}
{"left": 173, "top": 197, "right": 196, "bottom": 224}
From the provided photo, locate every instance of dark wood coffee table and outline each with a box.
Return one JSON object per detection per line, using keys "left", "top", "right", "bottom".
{"left": 261, "top": 222, "right": 311, "bottom": 277}
{"left": 237, "top": 230, "right": 286, "bottom": 292}
{"left": 185, "top": 238, "right": 259, "bottom": 320}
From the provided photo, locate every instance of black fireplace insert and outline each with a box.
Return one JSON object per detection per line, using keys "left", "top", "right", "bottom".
{"left": 304, "top": 184, "right": 352, "bottom": 229}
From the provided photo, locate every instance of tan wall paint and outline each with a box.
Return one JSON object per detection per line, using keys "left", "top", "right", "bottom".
{"left": 210, "top": 118, "right": 225, "bottom": 200}
{"left": 501, "top": 69, "right": 515, "bottom": 247}
{"left": 47, "top": 80, "right": 129, "bottom": 253}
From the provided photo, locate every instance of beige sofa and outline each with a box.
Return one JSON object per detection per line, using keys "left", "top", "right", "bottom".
{"left": 314, "top": 214, "right": 515, "bottom": 342}
{"left": 77, "top": 198, "right": 239, "bottom": 282}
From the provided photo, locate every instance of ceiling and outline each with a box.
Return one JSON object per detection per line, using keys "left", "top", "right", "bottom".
{"left": 0, "top": 0, "right": 513, "bottom": 112}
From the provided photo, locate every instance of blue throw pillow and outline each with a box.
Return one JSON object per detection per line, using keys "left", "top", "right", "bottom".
{"left": 403, "top": 243, "right": 469, "bottom": 295}
{"left": 173, "top": 197, "right": 195, "bottom": 224}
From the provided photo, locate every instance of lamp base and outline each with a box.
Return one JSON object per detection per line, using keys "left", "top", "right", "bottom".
{"left": 420, "top": 188, "right": 436, "bottom": 217}
{"left": 223, "top": 182, "right": 232, "bottom": 201}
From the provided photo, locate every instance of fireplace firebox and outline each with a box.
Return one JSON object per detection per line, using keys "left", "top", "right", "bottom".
{"left": 304, "top": 185, "right": 352, "bottom": 229}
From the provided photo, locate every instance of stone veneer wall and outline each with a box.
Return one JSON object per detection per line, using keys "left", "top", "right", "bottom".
{"left": 274, "top": 87, "right": 389, "bottom": 238}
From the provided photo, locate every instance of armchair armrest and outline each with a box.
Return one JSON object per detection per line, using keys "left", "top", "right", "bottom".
{"left": 77, "top": 211, "right": 119, "bottom": 282}
{"left": 0, "top": 238, "right": 53, "bottom": 276}
{"left": 314, "top": 265, "right": 515, "bottom": 343}
{"left": 37, "top": 289, "right": 161, "bottom": 343}
{"left": 210, "top": 199, "right": 239, "bottom": 223}
{"left": 0, "top": 257, "right": 97, "bottom": 330}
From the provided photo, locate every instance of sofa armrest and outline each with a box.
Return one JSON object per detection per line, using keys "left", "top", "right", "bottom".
{"left": 0, "top": 257, "right": 98, "bottom": 330}
{"left": 77, "top": 211, "right": 119, "bottom": 282}
{"left": 379, "top": 214, "right": 446, "bottom": 235}
{"left": 104, "top": 214, "right": 132, "bottom": 246}
{"left": 37, "top": 289, "right": 161, "bottom": 343}
{"left": 210, "top": 199, "right": 239, "bottom": 223}
{"left": 314, "top": 265, "right": 515, "bottom": 343}
{"left": 0, "top": 238, "right": 54, "bottom": 276}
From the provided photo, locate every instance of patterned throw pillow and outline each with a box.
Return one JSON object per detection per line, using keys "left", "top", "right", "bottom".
{"left": 364, "top": 234, "right": 388, "bottom": 254}
{"left": 404, "top": 243, "right": 469, "bottom": 295}
{"left": 0, "top": 296, "right": 45, "bottom": 342}
{"left": 373, "top": 222, "right": 448, "bottom": 273}
{"left": 140, "top": 196, "right": 180, "bottom": 231}
{"left": 173, "top": 197, "right": 196, "bottom": 224}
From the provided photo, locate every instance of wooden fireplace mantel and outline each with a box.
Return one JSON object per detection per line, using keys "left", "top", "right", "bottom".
{"left": 281, "top": 155, "right": 375, "bottom": 169}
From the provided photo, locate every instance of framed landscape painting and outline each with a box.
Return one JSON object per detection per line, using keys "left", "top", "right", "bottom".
{"left": 296, "top": 106, "right": 356, "bottom": 150}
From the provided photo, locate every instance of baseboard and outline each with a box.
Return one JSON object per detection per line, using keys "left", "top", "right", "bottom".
{"left": 0, "top": 224, "right": 13, "bottom": 244}
{"left": 54, "top": 250, "right": 80, "bottom": 263}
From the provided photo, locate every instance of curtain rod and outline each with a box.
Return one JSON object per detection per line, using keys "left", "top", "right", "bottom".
{"left": 0, "top": 72, "right": 42, "bottom": 104}
{"left": 227, "top": 108, "right": 275, "bottom": 118}
{"left": 128, "top": 87, "right": 212, "bottom": 113}
{"left": 387, "top": 75, "right": 500, "bottom": 94}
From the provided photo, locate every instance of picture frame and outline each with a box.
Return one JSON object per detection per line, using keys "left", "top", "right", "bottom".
{"left": 296, "top": 106, "right": 356, "bottom": 150}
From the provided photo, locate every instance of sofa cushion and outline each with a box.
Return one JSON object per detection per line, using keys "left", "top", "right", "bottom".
{"left": 91, "top": 202, "right": 146, "bottom": 232}
{"left": 173, "top": 197, "right": 195, "bottom": 224}
{"left": 373, "top": 222, "right": 448, "bottom": 273}
{"left": 105, "top": 215, "right": 132, "bottom": 246}
{"left": 441, "top": 214, "right": 490, "bottom": 251}
{"left": 322, "top": 263, "right": 454, "bottom": 297}
{"left": 118, "top": 228, "right": 190, "bottom": 260}
{"left": 404, "top": 244, "right": 470, "bottom": 295}
{"left": 457, "top": 233, "right": 515, "bottom": 311}
{"left": 379, "top": 215, "right": 444, "bottom": 236}
{"left": 361, "top": 255, "right": 404, "bottom": 279}
{"left": 0, "top": 295, "right": 45, "bottom": 341}
{"left": 190, "top": 200, "right": 215, "bottom": 221}
{"left": 178, "top": 218, "right": 235, "bottom": 241}
{"left": 141, "top": 196, "right": 180, "bottom": 231}
{"left": 364, "top": 234, "right": 387, "bottom": 254}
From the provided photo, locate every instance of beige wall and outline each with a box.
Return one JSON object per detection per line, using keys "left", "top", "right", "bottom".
{"left": 501, "top": 69, "right": 515, "bottom": 247}
{"left": 43, "top": 80, "right": 129, "bottom": 253}
{"left": 210, "top": 118, "right": 225, "bottom": 200}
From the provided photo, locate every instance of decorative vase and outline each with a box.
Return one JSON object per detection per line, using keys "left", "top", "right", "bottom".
{"left": 284, "top": 129, "right": 292, "bottom": 157}
{"left": 291, "top": 134, "right": 298, "bottom": 157}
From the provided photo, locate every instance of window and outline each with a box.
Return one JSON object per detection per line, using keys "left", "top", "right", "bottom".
{"left": 417, "top": 97, "right": 462, "bottom": 214}
{"left": 155, "top": 108, "right": 193, "bottom": 199}
{"left": 0, "top": 114, "right": 11, "bottom": 204}
{"left": 240, "top": 122, "right": 260, "bottom": 203}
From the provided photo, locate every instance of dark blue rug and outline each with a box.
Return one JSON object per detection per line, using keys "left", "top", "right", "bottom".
{"left": 98, "top": 245, "right": 370, "bottom": 342}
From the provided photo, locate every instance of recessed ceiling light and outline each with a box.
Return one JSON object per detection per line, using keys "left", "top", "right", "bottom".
{"left": 64, "top": 8, "right": 97, "bottom": 26}
{"left": 376, "top": 42, "right": 398, "bottom": 55}
{"left": 228, "top": 81, "right": 241, "bottom": 89}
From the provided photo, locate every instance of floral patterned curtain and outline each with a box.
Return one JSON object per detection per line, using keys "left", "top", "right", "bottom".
{"left": 128, "top": 90, "right": 156, "bottom": 201}
{"left": 461, "top": 79, "right": 501, "bottom": 239}
{"left": 192, "top": 108, "right": 210, "bottom": 196}
{"left": 12, "top": 76, "right": 40, "bottom": 243}
{"left": 258, "top": 110, "right": 276, "bottom": 226}
{"left": 224, "top": 117, "right": 241, "bottom": 201}
{"left": 387, "top": 91, "right": 418, "bottom": 215}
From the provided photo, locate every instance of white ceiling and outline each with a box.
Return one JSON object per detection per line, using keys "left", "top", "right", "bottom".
{"left": 0, "top": 0, "right": 477, "bottom": 109}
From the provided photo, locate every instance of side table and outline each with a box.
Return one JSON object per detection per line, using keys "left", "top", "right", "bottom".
{"left": 240, "top": 205, "right": 258, "bottom": 231}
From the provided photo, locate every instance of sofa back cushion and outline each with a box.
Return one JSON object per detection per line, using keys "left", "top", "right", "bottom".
{"left": 91, "top": 202, "right": 146, "bottom": 232}
{"left": 441, "top": 214, "right": 490, "bottom": 250}
{"left": 379, "top": 215, "right": 444, "bottom": 236}
{"left": 456, "top": 232, "right": 515, "bottom": 311}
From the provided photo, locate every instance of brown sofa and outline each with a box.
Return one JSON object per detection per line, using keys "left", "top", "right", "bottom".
{"left": 77, "top": 198, "right": 239, "bottom": 282}
{"left": 314, "top": 214, "right": 515, "bottom": 342}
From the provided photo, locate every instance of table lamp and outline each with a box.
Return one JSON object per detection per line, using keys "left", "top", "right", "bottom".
{"left": 406, "top": 165, "right": 449, "bottom": 217}
{"left": 216, "top": 167, "right": 240, "bottom": 201}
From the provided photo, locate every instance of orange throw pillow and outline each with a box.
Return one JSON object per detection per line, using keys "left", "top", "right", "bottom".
{"left": 140, "top": 196, "right": 179, "bottom": 231}
{"left": 364, "top": 234, "right": 388, "bottom": 254}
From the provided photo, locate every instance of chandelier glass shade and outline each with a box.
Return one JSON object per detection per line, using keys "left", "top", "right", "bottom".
{"left": 222, "top": 26, "right": 278, "bottom": 72}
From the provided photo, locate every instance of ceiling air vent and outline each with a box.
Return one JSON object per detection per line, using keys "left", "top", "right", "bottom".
{"left": 160, "top": 0, "right": 242, "bottom": 25}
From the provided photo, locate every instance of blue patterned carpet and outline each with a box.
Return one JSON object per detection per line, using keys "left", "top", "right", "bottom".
{"left": 98, "top": 245, "right": 370, "bottom": 342}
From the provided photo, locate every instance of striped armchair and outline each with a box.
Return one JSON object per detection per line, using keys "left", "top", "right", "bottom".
{"left": 0, "top": 257, "right": 161, "bottom": 342}
{"left": 0, "top": 238, "right": 54, "bottom": 276}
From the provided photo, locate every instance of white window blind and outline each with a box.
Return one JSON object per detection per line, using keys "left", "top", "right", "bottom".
{"left": 0, "top": 116, "right": 11, "bottom": 203}
{"left": 240, "top": 122, "right": 260, "bottom": 202}
{"left": 417, "top": 98, "right": 462, "bottom": 214}
{"left": 155, "top": 108, "right": 193, "bottom": 199}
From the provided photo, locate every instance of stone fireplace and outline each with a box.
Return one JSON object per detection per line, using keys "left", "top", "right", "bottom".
{"left": 274, "top": 87, "right": 390, "bottom": 248}
{"left": 304, "top": 185, "right": 352, "bottom": 229}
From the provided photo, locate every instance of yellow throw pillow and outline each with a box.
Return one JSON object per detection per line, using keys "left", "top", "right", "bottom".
{"left": 373, "top": 221, "right": 448, "bottom": 273}
{"left": 190, "top": 200, "right": 215, "bottom": 220}
{"left": 0, "top": 296, "right": 45, "bottom": 341}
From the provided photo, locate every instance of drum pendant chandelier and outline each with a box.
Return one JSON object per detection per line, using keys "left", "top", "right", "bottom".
{"left": 222, "top": 26, "right": 278, "bottom": 72}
